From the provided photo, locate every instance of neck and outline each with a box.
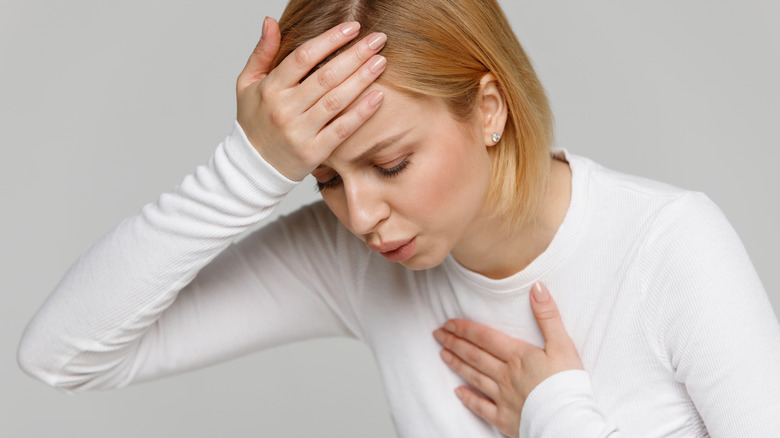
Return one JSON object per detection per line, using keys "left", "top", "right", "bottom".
{"left": 450, "top": 157, "right": 572, "bottom": 279}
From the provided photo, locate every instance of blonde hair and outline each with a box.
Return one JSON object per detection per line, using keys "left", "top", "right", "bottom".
{"left": 273, "top": 0, "right": 554, "bottom": 228}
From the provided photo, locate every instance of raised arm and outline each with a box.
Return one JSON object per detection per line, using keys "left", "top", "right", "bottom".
{"left": 17, "top": 18, "right": 386, "bottom": 392}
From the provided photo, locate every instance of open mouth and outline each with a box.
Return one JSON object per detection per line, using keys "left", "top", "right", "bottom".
{"left": 376, "top": 237, "right": 417, "bottom": 262}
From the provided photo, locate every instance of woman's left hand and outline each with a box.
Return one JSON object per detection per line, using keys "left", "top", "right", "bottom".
{"left": 432, "top": 281, "right": 584, "bottom": 438}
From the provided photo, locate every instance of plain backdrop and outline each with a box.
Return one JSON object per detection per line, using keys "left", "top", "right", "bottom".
{"left": 1, "top": 1, "right": 778, "bottom": 437}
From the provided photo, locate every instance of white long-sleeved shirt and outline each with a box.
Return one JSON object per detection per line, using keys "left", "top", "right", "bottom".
{"left": 18, "top": 121, "right": 780, "bottom": 437}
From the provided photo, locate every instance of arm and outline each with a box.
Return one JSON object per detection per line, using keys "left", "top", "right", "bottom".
{"left": 17, "top": 122, "right": 295, "bottom": 391}
{"left": 17, "top": 18, "right": 387, "bottom": 392}
{"left": 641, "top": 192, "right": 780, "bottom": 436}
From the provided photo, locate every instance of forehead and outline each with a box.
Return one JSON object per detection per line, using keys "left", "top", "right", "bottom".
{"left": 330, "top": 85, "right": 451, "bottom": 159}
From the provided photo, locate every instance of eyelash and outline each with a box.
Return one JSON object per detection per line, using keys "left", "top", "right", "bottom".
{"left": 315, "top": 159, "right": 411, "bottom": 192}
{"left": 378, "top": 159, "right": 411, "bottom": 178}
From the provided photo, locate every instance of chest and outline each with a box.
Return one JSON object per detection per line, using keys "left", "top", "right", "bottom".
{"left": 355, "top": 265, "right": 705, "bottom": 437}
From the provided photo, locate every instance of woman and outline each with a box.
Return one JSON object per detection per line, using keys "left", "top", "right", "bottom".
{"left": 18, "top": 0, "right": 780, "bottom": 436}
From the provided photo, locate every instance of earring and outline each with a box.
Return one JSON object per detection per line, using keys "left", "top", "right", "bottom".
{"left": 492, "top": 133, "right": 501, "bottom": 143}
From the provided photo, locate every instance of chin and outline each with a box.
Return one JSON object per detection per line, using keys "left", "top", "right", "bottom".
{"left": 399, "top": 250, "right": 448, "bottom": 271}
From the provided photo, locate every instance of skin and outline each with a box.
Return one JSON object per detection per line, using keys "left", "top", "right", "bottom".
{"left": 313, "top": 87, "right": 495, "bottom": 271}
{"left": 236, "top": 17, "right": 583, "bottom": 438}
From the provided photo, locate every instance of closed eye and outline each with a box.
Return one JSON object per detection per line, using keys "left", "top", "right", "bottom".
{"left": 315, "top": 174, "right": 342, "bottom": 192}
{"left": 314, "top": 157, "right": 411, "bottom": 192}
{"left": 376, "top": 159, "right": 410, "bottom": 178}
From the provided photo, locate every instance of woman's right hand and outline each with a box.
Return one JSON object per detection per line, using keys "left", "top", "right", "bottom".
{"left": 236, "top": 18, "right": 387, "bottom": 181}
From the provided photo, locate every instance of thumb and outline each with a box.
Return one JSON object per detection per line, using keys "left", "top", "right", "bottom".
{"left": 530, "top": 282, "right": 570, "bottom": 348}
{"left": 237, "top": 16, "right": 281, "bottom": 93}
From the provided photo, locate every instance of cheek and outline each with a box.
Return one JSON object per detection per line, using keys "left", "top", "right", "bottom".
{"left": 320, "top": 192, "right": 350, "bottom": 230}
{"left": 405, "top": 142, "right": 491, "bottom": 222}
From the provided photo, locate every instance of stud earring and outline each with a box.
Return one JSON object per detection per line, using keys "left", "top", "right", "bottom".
{"left": 492, "top": 133, "right": 501, "bottom": 143}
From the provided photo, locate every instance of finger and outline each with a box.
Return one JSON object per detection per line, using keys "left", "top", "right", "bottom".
{"left": 440, "top": 348, "right": 501, "bottom": 401}
{"left": 294, "top": 32, "right": 387, "bottom": 114}
{"left": 237, "top": 17, "right": 282, "bottom": 92}
{"left": 530, "top": 282, "right": 571, "bottom": 349}
{"left": 454, "top": 386, "right": 499, "bottom": 427}
{"left": 434, "top": 328, "right": 504, "bottom": 380}
{"left": 442, "top": 319, "right": 517, "bottom": 361}
{"left": 271, "top": 21, "right": 361, "bottom": 89}
{"left": 302, "top": 54, "right": 386, "bottom": 132}
{"left": 315, "top": 89, "right": 384, "bottom": 148}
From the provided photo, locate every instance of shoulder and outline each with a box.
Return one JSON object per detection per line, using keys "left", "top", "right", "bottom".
{"left": 568, "top": 152, "right": 750, "bottom": 288}
{"left": 568, "top": 151, "right": 740, "bottom": 244}
{"left": 567, "top": 151, "right": 693, "bottom": 203}
{"left": 564, "top": 150, "right": 756, "bottom": 300}
{"left": 562, "top": 151, "right": 725, "bottom": 256}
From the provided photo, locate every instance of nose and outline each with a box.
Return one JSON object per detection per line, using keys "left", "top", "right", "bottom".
{"left": 344, "top": 179, "right": 390, "bottom": 236}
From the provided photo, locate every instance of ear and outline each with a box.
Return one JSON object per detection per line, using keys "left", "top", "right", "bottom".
{"left": 477, "top": 73, "right": 508, "bottom": 147}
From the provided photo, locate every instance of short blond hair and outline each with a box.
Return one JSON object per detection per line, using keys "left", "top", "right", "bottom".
{"left": 273, "top": 0, "right": 555, "bottom": 228}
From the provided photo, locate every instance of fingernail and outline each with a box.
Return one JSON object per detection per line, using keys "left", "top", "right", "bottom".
{"left": 261, "top": 17, "right": 268, "bottom": 39}
{"left": 440, "top": 349, "right": 454, "bottom": 364}
{"left": 444, "top": 321, "right": 455, "bottom": 332}
{"left": 532, "top": 281, "right": 549, "bottom": 302}
{"left": 368, "top": 55, "right": 386, "bottom": 73}
{"left": 368, "top": 32, "right": 387, "bottom": 50}
{"left": 368, "top": 90, "right": 384, "bottom": 107}
{"left": 341, "top": 21, "right": 360, "bottom": 36}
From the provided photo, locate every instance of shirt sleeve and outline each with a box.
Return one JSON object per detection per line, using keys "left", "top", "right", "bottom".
{"left": 17, "top": 121, "right": 362, "bottom": 392}
{"left": 639, "top": 192, "right": 780, "bottom": 437}
{"left": 519, "top": 370, "right": 621, "bottom": 437}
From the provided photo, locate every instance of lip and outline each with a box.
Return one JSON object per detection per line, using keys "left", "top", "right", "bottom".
{"left": 369, "top": 237, "right": 417, "bottom": 262}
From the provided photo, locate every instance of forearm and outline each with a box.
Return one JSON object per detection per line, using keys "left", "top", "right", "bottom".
{"left": 17, "top": 121, "right": 297, "bottom": 391}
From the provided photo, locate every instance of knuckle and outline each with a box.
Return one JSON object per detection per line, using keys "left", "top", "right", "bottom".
{"left": 465, "top": 327, "right": 483, "bottom": 345}
{"left": 362, "top": 64, "right": 381, "bottom": 84}
{"left": 316, "top": 67, "right": 337, "bottom": 89}
{"left": 472, "top": 373, "right": 488, "bottom": 390}
{"left": 269, "top": 107, "right": 289, "bottom": 127}
{"left": 333, "top": 122, "right": 351, "bottom": 140}
{"left": 535, "top": 307, "right": 560, "bottom": 321}
{"left": 442, "top": 331, "right": 457, "bottom": 348}
{"left": 294, "top": 45, "right": 312, "bottom": 66}
{"left": 474, "top": 330, "right": 492, "bottom": 347}
{"left": 299, "top": 144, "right": 319, "bottom": 166}
{"left": 322, "top": 94, "right": 343, "bottom": 113}
{"left": 327, "top": 29, "right": 342, "bottom": 45}
{"left": 356, "top": 101, "right": 375, "bottom": 119}
{"left": 464, "top": 348, "right": 481, "bottom": 366}
{"left": 258, "top": 82, "right": 273, "bottom": 101}
{"left": 446, "top": 352, "right": 461, "bottom": 369}
{"left": 353, "top": 44, "right": 367, "bottom": 63}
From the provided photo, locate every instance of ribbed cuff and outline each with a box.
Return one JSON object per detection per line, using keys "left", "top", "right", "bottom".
{"left": 224, "top": 120, "right": 298, "bottom": 197}
{"left": 520, "top": 370, "right": 619, "bottom": 437}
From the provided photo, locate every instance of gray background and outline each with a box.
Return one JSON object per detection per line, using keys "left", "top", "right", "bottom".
{"left": 1, "top": 1, "right": 778, "bottom": 437}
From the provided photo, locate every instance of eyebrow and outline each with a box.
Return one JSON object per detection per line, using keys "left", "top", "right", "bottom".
{"left": 351, "top": 128, "right": 413, "bottom": 164}
{"left": 316, "top": 129, "right": 413, "bottom": 170}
